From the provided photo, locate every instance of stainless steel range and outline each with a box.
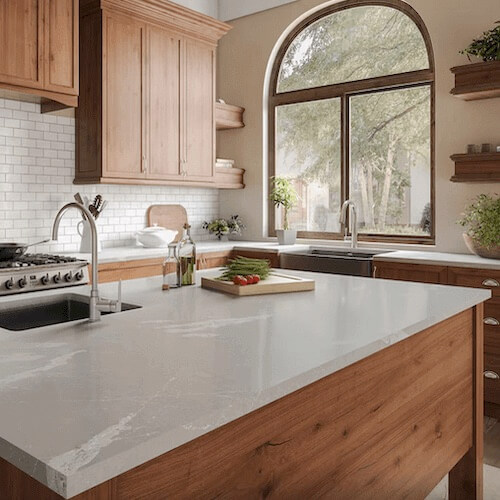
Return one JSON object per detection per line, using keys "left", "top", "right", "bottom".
{"left": 0, "top": 254, "right": 89, "bottom": 296}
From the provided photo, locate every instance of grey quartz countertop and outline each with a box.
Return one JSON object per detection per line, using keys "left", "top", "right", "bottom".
{"left": 0, "top": 271, "right": 490, "bottom": 498}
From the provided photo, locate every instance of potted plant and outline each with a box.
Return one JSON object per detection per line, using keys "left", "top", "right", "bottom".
{"left": 460, "top": 21, "right": 500, "bottom": 61}
{"left": 458, "top": 194, "right": 500, "bottom": 260}
{"left": 270, "top": 176, "right": 298, "bottom": 245}
{"left": 203, "top": 215, "right": 245, "bottom": 241}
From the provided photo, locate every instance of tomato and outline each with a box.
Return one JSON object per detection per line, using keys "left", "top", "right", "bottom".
{"left": 245, "top": 275, "right": 256, "bottom": 284}
{"left": 252, "top": 274, "right": 261, "bottom": 284}
{"left": 233, "top": 275, "right": 248, "bottom": 286}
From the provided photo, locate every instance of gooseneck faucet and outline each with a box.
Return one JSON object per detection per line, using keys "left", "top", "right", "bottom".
{"left": 340, "top": 200, "right": 358, "bottom": 249}
{"left": 52, "top": 202, "right": 121, "bottom": 322}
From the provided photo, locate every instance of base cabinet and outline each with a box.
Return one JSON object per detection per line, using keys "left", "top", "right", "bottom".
{"left": 375, "top": 259, "right": 500, "bottom": 416}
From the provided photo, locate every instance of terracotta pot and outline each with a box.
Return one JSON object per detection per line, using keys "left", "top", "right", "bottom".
{"left": 463, "top": 233, "right": 500, "bottom": 260}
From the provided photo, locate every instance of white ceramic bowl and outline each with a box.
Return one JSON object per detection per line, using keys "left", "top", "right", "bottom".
{"left": 136, "top": 225, "right": 178, "bottom": 248}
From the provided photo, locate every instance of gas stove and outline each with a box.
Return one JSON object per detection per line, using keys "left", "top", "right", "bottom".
{"left": 0, "top": 254, "right": 89, "bottom": 296}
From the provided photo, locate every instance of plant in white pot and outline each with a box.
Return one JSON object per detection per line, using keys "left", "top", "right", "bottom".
{"left": 270, "top": 176, "right": 298, "bottom": 245}
{"left": 458, "top": 194, "right": 500, "bottom": 260}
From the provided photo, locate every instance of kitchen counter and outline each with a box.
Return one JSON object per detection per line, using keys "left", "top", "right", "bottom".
{"left": 0, "top": 271, "right": 490, "bottom": 498}
{"left": 375, "top": 250, "right": 500, "bottom": 270}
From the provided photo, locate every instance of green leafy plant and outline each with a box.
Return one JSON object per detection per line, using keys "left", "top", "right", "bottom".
{"left": 460, "top": 22, "right": 500, "bottom": 61}
{"left": 458, "top": 194, "right": 500, "bottom": 249}
{"left": 270, "top": 177, "right": 298, "bottom": 231}
{"left": 202, "top": 215, "right": 245, "bottom": 240}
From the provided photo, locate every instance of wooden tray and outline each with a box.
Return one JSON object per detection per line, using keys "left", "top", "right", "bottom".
{"left": 201, "top": 272, "right": 315, "bottom": 296}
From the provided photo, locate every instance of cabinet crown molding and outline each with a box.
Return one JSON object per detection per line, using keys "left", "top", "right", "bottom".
{"left": 82, "top": 0, "right": 231, "bottom": 43}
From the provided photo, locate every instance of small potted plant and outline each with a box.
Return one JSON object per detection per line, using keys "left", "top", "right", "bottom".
{"left": 203, "top": 215, "right": 245, "bottom": 241}
{"left": 460, "top": 21, "right": 500, "bottom": 61}
{"left": 270, "top": 176, "right": 298, "bottom": 245}
{"left": 458, "top": 194, "right": 500, "bottom": 260}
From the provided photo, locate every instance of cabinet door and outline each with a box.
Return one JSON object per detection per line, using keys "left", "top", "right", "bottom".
{"left": 103, "top": 13, "right": 145, "bottom": 179}
{"left": 182, "top": 39, "right": 215, "bottom": 182}
{"left": 43, "top": 0, "right": 77, "bottom": 95}
{"left": 0, "top": 0, "right": 42, "bottom": 88}
{"left": 373, "top": 261, "right": 448, "bottom": 284}
{"left": 146, "top": 26, "right": 181, "bottom": 180}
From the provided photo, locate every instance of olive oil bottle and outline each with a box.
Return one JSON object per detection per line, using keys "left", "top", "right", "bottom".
{"left": 178, "top": 223, "right": 196, "bottom": 286}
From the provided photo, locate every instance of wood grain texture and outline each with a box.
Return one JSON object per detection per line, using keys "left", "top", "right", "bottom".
{"left": 451, "top": 61, "right": 500, "bottom": 101}
{"left": 374, "top": 260, "right": 448, "bottom": 284}
{"left": 448, "top": 267, "right": 500, "bottom": 299}
{"left": 215, "top": 102, "right": 245, "bottom": 130}
{"left": 146, "top": 205, "right": 188, "bottom": 243}
{"left": 450, "top": 153, "right": 500, "bottom": 183}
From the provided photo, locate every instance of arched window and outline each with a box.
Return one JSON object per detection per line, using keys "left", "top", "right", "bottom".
{"left": 269, "top": 0, "right": 435, "bottom": 243}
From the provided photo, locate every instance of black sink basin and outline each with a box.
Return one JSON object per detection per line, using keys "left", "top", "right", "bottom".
{"left": 0, "top": 294, "right": 141, "bottom": 331}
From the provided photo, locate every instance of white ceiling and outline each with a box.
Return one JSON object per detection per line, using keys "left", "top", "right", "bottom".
{"left": 172, "top": 0, "right": 299, "bottom": 21}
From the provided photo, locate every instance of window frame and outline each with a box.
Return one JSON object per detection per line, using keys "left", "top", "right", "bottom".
{"left": 268, "top": 0, "right": 436, "bottom": 245}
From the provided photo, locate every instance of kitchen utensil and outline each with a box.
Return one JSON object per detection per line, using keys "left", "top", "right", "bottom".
{"left": 201, "top": 272, "right": 315, "bottom": 296}
{"left": 74, "top": 193, "right": 84, "bottom": 205}
{"left": 136, "top": 225, "right": 178, "bottom": 248}
{"left": 95, "top": 200, "right": 108, "bottom": 220}
{"left": 0, "top": 239, "right": 51, "bottom": 261}
{"left": 147, "top": 205, "right": 188, "bottom": 244}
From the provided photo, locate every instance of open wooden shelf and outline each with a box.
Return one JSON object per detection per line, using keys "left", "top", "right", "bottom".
{"left": 215, "top": 102, "right": 245, "bottom": 130}
{"left": 450, "top": 61, "right": 500, "bottom": 101}
{"left": 450, "top": 152, "right": 500, "bottom": 183}
{"left": 214, "top": 166, "right": 245, "bottom": 189}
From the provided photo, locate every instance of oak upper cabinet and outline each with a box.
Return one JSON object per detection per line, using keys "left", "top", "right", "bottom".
{"left": 0, "top": 0, "right": 78, "bottom": 109}
{"left": 75, "top": 0, "right": 230, "bottom": 186}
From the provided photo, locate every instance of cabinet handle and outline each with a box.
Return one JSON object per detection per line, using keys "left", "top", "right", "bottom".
{"left": 483, "top": 279, "right": 500, "bottom": 287}
{"left": 485, "top": 371, "right": 500, "bottom": 380}
{"left": 484, "top": 317, "right": 500, "bottom": 326}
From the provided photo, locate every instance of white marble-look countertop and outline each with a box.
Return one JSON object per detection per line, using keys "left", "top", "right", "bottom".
{"left": 374, "top": 250, "right": 500, "bottom": 270}
{"left": 0, "top": 271, "right": 490, "bottom": 498}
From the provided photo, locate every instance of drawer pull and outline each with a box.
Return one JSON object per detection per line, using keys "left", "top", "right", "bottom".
{"left": 483, "top": 279, "right": 500, "bottom": 288}
{"left": 485, "top": 371, "right": 500, "bottom": 380}
{"left": 485, "top": 317, "right": 500, "bottom": 326}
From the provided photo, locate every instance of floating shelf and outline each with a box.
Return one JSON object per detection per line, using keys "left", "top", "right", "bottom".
{"left": 215, "top": 166, "right": 245, "bottom": 189}
{"left": 450, "top": 61, "right": 500, "bottom": 101}
{"left": 450, "top": 153, "right": 500, "bottom": 183}
{"left": 215, "top": 102, "right": 245, "bottom": 130}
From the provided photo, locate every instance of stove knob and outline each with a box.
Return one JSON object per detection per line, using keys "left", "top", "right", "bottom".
{"left": 4, "top": 278, "right": 14, "bottom": 290}
{"left": 18, "top": 277, "right": 28, "bottom": 289}
{"left": 41, "top": 274, "right": 49, "bottom": 286}
{"left": 53, "top": 273, "right": 61, "bottom": 284}
{"left": 64, "top": 272, "right": 73, "bottom": 283}
{"left": 75, "top": 271, "right": 84, "bottom": 282}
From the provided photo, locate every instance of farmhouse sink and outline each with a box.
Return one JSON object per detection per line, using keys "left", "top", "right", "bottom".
{"left": 280, "top": 247, "right": 392, "bottom": 277}
{"left": 0, "top": 293, "right": 141, "bottom": 331}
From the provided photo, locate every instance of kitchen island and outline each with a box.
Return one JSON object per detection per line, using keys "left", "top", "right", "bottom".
{"left": 0, "top": 270, "right": 490, "bottom": 499}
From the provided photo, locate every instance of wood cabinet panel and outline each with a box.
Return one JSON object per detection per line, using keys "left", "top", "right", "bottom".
{"left": 147, "top": 26, "right": 181, "bottom": 180}
{"left": 448, "top": 267, "right": 500, "bottom": 299}
{"left": 183, "top": 39, "right": 215, "bottom": 182}
{"left": 485, "top": 353, "right": 500, "bottom": 406}
{"left": 44, "top": 0, "right": 78, "bottom": 94}
{"left": 0, "top": 0, "right": 42, "bottom": 87}
{"left": 197, "top": 251, "right": 231, "bottom": 270}
{"left": 103, "top": 13, "right": 145, "bottom": 179}
{"left": 373, "top": 261, "right": 448, "bottom": 284}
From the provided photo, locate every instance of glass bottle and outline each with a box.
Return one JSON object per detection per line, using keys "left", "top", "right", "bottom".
{"left": 162, "top": 243, "right": 180, "bottom": 291}
{"left": 177, "top": 223, "right": 196, "bottom": 286}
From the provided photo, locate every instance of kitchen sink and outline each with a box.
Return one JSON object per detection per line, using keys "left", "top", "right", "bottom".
{"left": 280, "top": 247, "right": 392, "bottom": 277}
{"left": 0, "top": 294, "right": 141, "bottom": 331}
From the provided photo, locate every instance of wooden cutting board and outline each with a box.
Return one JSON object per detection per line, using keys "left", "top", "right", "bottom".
{"left": 201, "top": 272, "right": 315, "bottom": 296}
{"left": 147, "top": 205, "right": 188, "bottom": 243}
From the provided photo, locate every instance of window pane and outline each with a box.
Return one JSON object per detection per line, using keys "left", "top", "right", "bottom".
{"left": 275, "top": 98, "right": 341, "bottom": 233}
{"left": 350, "top": 86, "right": 432, "bottom": 237}
{"left": 278, "top": 6, "right": 429, "bottom": 93}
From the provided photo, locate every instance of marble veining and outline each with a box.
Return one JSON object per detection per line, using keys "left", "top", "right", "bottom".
{"left": 0, "top": 270, "right": 490, "bottom": 498}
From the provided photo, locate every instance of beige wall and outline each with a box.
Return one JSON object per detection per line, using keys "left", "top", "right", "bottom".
{"left": 217, "top": 0, "right": 500, "bottom": 253}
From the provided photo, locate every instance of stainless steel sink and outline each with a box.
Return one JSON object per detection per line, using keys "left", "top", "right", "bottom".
{"left": 0, "top": 293, "right": 141, "bottom": 331}
{"left": 280, "top": 247, "right": 391, "bottom": 277}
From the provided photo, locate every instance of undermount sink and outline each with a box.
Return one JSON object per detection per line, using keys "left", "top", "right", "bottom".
{"left": 0, "top": 294, "right": 141, "bottom": 332}
{"left": 280, "top": 247, "right": 391, "bottom": 277}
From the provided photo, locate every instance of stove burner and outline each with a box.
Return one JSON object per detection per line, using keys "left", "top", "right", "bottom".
{"left": 0, "top": 254, "right": 83, "bottom": 268}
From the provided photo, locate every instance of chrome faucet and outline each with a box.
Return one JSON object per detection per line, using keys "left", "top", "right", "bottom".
{"left": 340, "top": 200, "right": 358, "bottom": 249}
{"left": 52, "top": 202, "right": 121, "bottom": 322}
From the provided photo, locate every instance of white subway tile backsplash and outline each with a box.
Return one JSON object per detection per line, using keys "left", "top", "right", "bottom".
{"left": 0, "top": 98, "right": 220, "bottom": 253}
